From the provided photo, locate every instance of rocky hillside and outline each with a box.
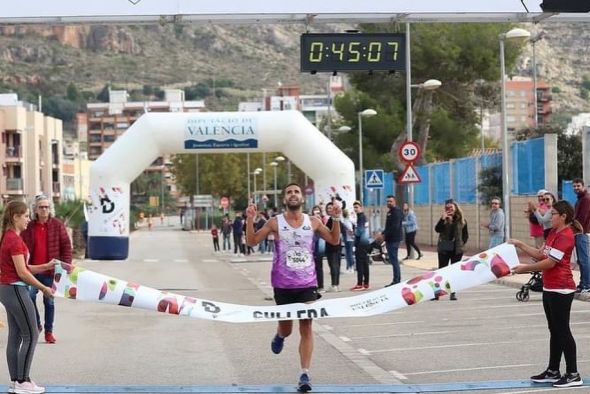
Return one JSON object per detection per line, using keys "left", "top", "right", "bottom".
{"left": 517, "top": 23, "right": 590, "bottom": 114}
{"left": 0, "top": 23, "right": 589, "bottom": 115}
{"left": 0, "top": 24, "right": 342, "bottom": 100}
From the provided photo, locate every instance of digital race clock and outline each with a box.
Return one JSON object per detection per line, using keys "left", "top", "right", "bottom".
{"left": 300, "top": 33, "right": 406, "bottom": 73}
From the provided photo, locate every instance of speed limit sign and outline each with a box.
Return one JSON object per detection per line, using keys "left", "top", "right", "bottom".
{"left": 399, "top": 141, "right": 421, "bottom": 163}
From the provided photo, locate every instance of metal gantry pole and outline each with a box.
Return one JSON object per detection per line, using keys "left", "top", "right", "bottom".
{"left": 500, "top": 36, "right": 511, "bottom": 239}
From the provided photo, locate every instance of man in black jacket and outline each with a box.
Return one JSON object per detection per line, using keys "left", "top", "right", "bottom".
{"left": 382, "top": 195, "right": 403, "bottom": 287}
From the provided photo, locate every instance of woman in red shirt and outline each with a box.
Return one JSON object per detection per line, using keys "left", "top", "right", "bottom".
{"left": 510, "top": 200, "right": 583, "bottom": 388}
{"left": 0, "top": 201, "right": 55, "bottom": 394}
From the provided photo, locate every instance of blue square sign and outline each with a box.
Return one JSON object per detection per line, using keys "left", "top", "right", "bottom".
{"left": 364, "top": 169, "right": 384, "bottom": 189}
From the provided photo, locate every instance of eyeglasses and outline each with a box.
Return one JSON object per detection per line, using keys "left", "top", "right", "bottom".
{"left": 491, "top": 202, "right": 500, "bottom": 205}
{"left": 37, "top": 206, "right": 50, "bottom": 209}
{"left": 543, "top": 198, "right": 552, "bottom": 202}
{"left": 551, "top": 211, "right": 560, "bottom": 216}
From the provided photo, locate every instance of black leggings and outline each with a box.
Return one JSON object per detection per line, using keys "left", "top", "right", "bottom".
{"left": 355, "top": 243, "right": 370, "bottom": 286}
{"left": 543, "top": 291, "right": 578, "bottom": 374}
{"left": 314, "top": 255, "right": 324, "bottom": 289}
{"left": 405, "top": 231, "right": 421, "bottom": 257}
{"left": 326, "top": 248, "right": 341, "bottom": 287}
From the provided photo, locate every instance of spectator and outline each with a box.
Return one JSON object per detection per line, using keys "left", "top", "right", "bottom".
{"left": 510, "top": 200, "right": 583, "bottom": 388}
{"left": 211, "top": 224, "right": 220, "bottom": 252}
{"left": 21, "top": 194, "right": 72, "bottom": 344}
{"left": 383, "top": 195, "right": 403, "bottom": 287}
{"left": 526, "top": 190, "right": 547, "bottom": 248}
{"left": 324, "top": 202, "right": 342, "bottom": 292}
{"left": 341, "top": 209, "right": 355, "bottom": 273}
{"left": 434, "top": 199, "right": 468, "bottom": 301}
{"left": 311, "top": 206, "right": 326, "bottom": 293}
{"left": 221, "top": 215, "right": 232, "bottom": 252}
{"left": 481, "top": 197, "right": 505, "bottom": 248}
{"left": 232, "top": 213, "right": 244, "bottom": 256}
{"left": 572, "top": 178, "right": 590, "bottom": 293}
{"left": 402, "top": 202, "right": 423, "bottom": 260}
{"left": 351, "top": 201, "right": 370, "bottom": 291}
{"left": 534, "top": 192, "right": 556, "bottom": 239}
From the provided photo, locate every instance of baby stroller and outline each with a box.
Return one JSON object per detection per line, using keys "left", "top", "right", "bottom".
{"left": 515, "top": 271, "right": 543, "bottom": 302}
{"left": 368, "top": 240, "right": 389, "bottom": 265}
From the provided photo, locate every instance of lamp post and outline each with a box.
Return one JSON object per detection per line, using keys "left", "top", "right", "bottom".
{"left": 407, "top": 79, "right": 441, "bottom": 205}
{"left": 252, "top": 167, "right": 262, "bottom": 204}
{"left": 474, "top": 79, "right": 486, "bottom": 150}
{"left": 270, "top": 161, "right": 279, "bottom": 207}
{"left": 529, "top": 31, "right": 546, "bottom": 128}
{"left": 358, "top": 109, "right": 377, "bottom": 204}
{"left": 500, "top": 27, "right": 530, "bottom": 239}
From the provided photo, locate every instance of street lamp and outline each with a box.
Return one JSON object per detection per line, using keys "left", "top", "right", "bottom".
{"left": 474, "top": 79, "right": 486, "bottom": 150}
{"left": 252, "top": 168, "right": 262, "bottom": 204}
{"left": 500, "top": 27, "right": 530, "bottom": 239}
{"left": 269, "top": 161, "right": 279, "bottom": 207}
{"left": 407, "top": 79, "right": 441, "bottom": 206}
{"left": 358, "top": 109, "right": 377, "bottom": 204}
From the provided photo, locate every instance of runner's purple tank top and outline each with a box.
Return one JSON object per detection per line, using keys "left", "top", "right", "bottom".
{"left": 272, "top": 213, "right": 317, "bottom": 289}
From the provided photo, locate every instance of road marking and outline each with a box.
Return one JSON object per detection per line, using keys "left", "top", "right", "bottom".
{"left": 143, "top": 259, "right": 158, "bottom": 263}
{"left": 358, "top": 348, "right": 370, "bottom": 355}
{"left": 202, "top": 259, "right": 218, "bottom": 263}
{"left": 173, "top": 259, "right": 189, "bottom": 263}
{"left": 389, "top": 370, "right": 408, "bottom": 380}
{"left": 365, "top": 335, "right": 590, "bottom": 354}
{"left": 351, "top": 330, "right": 453, "bottom": 340}
{"left": 405, "top": 358, "right": 590, "bottom": 377}
{"left": 339, "top": 336, "right": 351, "bottom": 342}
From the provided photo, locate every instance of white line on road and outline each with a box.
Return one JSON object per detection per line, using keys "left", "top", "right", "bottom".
{"left": 339, "top": 336, "right": 351, "bottom": 342}
{"left": 143, "top": 259, "right": 158, "bottom": 263}
{"left": 405, "top": 358, "right": 590, "bottom": 377}
{"left": 202, "top": 259, "right": 219, "bottom": 263}
{"left": 365, "top": 335, "right": 590, "bottom": 354}
{"left": 389, "top": 370, "right": 408, "bottom": 380}
{"left": 173, "top": 259, "right": 189, "bottom": 263}
{"left": 351, "top": 330, "right": 453, "bottom": 340}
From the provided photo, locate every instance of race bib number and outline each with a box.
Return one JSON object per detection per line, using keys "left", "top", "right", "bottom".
{"left": 286, "top": 248, "right": 312, "bottom": 269}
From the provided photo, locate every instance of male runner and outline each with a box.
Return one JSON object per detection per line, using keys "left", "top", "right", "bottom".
{"left": 246, "top": 183, "right": 341, "bottom": 392}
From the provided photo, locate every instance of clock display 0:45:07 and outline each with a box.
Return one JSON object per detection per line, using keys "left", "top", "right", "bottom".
{"left": 300, "top": 33, "right": 406, "bottom": 72}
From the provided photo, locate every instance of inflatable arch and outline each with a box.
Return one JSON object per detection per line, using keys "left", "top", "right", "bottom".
{"left": 88, "top": 110, "right": 356, "bottom": 260}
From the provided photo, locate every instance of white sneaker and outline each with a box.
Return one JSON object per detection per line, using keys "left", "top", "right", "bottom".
{"left": 14, "top": 381, "right": 45, "bottom": 394}
{"left": 8, "top": 381, "right": 15, "bottom": 394}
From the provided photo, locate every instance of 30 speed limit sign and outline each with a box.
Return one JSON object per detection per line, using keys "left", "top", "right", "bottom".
{"left": 399, "top": 141, "right": 421, "bottom": 163}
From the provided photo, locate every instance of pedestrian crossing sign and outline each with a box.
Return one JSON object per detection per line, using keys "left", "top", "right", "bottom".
{"left": 398, "top": 164, "right": 421, "bottom": 184}
{"left": 364, "top": 169, "right": 384, "bottom": 189}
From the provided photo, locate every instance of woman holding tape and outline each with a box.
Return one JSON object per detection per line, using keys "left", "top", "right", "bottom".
{"left": 509, "top": 200, "right": 583, "bottom": 388}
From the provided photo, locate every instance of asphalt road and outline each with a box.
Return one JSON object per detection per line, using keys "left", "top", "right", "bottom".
{"left": 0, "top": 219, "right": 588, "bottom": 393}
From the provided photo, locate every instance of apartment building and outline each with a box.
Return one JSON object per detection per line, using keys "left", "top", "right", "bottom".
{"left": 504, "top": 77, "right": 552, "bottom": 133}
{"left": 0, "top": 93, "right": 64, "bottom": 205}
{"left": 85, "top": 89, "right": 205, "bottom": 162}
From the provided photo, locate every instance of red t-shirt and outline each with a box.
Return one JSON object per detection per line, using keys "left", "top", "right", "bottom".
{"left": 542, "top": 226, "right": 576, "bottom": 291}
{"left": 211, "top": 228, "right": 219, "bottom": 238}
{"left": 32, "top": 222, "right": 48, "bottom": 265}
{"left": 0, "top": 230, "right": 30, "bottom": 284}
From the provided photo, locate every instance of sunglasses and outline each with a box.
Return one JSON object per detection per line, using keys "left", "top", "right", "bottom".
{"left": 444, "top": 199, "right": 455, "bottom": 204}
{"left": 543, "top": 198, "right": 552, "bottom": 202}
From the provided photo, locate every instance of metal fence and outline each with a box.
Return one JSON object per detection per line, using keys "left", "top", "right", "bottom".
{"left": 411, "top": 137, "right": 545, "bottom": 205}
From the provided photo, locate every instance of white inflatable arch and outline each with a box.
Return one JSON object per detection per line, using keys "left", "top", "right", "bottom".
{"left": 88, "top": 110, "right": 355, "bottom": 260}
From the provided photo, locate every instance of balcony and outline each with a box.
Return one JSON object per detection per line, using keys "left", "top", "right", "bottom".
{"left": 6, "top": 178, "right": 23, "bottom": 192}
{"left": 5, "top": 146, "right": 23, "bottom": 161}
